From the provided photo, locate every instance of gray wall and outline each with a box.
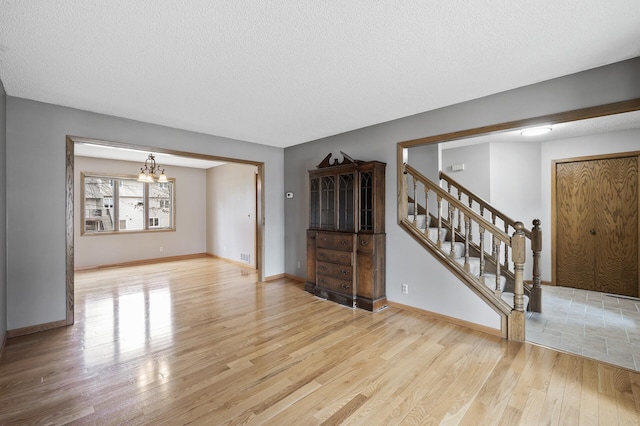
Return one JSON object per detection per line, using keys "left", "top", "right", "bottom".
{"left": 284, "top": 57, "right": 640, "bottom": 331}
{"left": 406, "top": 143, "right": 440, "bottom": 220}
{"left": 441, "top": 143, "right": 491, "bottom": 201}
{"left": 6, "top": 98, "right": 284, "bottom": 330}
{"left": 206, "top": 163, "right": 257, "bottom": 266}
{"left": 441, "top": 141, "right": 542, "bottom": 279}
{"left": 0, "top": 79, "right": 6, "bottom": 340}
{"left": 489, "top": 142, "right": 542, "bottom": 226}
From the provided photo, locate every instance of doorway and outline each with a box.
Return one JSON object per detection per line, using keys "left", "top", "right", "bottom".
{"left": 552, "top": 152, "right": 639, "bottom": 297}
{"left": 65, "top": 136, "right": 266, "bottom": 326}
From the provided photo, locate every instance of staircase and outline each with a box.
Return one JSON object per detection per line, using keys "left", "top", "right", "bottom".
{"left": 399, "top": 163, "right": 543, "bottom": 341}
{"left": 102, "top": 209, "right": 114, "bottom": 231}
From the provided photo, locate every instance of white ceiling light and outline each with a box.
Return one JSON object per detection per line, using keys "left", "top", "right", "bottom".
{"left": 520, "top": 126, "right": 553, "bottom": 136}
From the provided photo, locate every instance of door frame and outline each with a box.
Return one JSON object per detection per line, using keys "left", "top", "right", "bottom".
{"left": 65, "top": 136, "right": 266, "bottom": 325}
{"left": 551, "top": 150, "right": 640, "bottom": 294}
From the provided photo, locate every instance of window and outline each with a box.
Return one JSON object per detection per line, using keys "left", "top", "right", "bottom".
{"left": 119, "top": 180, "right": 145, "bottom": 231}
{"left": 82, "top": 173, "right": 175, "bottom": 235}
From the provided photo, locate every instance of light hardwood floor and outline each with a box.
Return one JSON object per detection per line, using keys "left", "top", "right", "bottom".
{"left": 1, "top": 258, "right": 640, "bottom": 424}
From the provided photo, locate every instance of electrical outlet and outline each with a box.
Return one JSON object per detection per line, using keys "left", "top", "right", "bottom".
{"left": 297, "top": 261, "right": 301, "bottom": 269}
{"left": 401, "top": 283, "right": 409, "bottom": 294}
{"left": 159, "top": 246, "right": 163, "bottom": 252}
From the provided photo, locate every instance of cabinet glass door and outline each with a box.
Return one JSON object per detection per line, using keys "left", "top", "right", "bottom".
{"left": 360, "top": 171, "right": 373, "bottom": 231}
{"left": 338, "top": 173, "right": 355, "bottom": 231}
{"left": 320, "top": 176, "right": 335, "bottom": 229}
{"left": 309, "top": 178, "right": 320, "bottom": 228}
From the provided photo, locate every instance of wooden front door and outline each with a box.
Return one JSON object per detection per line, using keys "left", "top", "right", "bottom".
{"left": 554, "top": 154, "right": 639, "bottom": 297}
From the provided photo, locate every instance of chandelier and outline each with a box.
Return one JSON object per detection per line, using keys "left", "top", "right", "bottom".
{"left": 137, "top": 153, "right": 168, "bottom": 183}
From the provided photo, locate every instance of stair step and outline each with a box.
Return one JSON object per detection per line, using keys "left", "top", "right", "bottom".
{"left": 453, "top": 260, "right": 508, "bottom": 292}
{"left": 407, "top": 204, "right": 419, "bottom": 215}
{"left": 439, "top": 242, "right": 465, "bottom": 258}
{"left": 407, "top": 214, "right": 427, "bottom": 229}
{"left": 455, "top": 257, "right": 481, "bottom": 276}
{"left": 416, "top": 226, "right": 447, "bottom": 243}
{"left": 481, "top": 273, "right": 507, "bottom": 292}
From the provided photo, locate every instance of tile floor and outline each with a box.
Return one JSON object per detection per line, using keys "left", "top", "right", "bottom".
{"left": 526, "top": 285, "right": 640, "bottom": 371}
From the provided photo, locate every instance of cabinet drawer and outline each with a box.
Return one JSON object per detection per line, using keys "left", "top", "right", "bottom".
{"left": 317, "top": 248, "right": 353, "bottom": 265}
{"left": 316, "top": 275, "right": 355, "bottom": 296}
{"left": 317, "top": 261, "right": 353, "bottom": 280}
{"left": 316, "top": 232, "right": 355, "bottom": 251}
{"left": 358, "top": 234, "right": 374, "bottom": 253}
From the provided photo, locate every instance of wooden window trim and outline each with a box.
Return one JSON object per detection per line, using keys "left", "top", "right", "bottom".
{"left": 80, "top": 172, "right": 176, "bottom": 236}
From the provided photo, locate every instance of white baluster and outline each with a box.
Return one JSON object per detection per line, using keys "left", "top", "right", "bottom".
{"left": 494, "top": 240, "right": 501, "bottom": 295}
{"left": 479, "top": 226, "right": 485, "bottom": 284}
{"left": 464, "top": 215, "right": 470, "bottom": 271}
{"left": 437, "top": 196, "right": 443, "bottom": 248}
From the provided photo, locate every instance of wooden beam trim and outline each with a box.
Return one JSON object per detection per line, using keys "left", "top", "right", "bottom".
{"left": 0, "top": 332, "right": 6, "bottom": 362}
{"left": 68, "top": 135, "right": 264, "bottom": 166}
{"left": 398, "top": 98, "right": 640, "bottom": 148}
{"left": 65, "top": 136, "right": 74, "bottom": 326}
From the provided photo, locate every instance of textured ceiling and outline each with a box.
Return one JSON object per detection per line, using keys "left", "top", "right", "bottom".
{"left": 1, "top": 1, "right": 639, "bottom": 148}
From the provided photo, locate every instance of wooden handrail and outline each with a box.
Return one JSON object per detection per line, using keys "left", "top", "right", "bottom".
{"left": 405, "top": 164, "right": 511, "bottom": 244}
{"left": 438, "top": 168, "right": 543, "bottom": 311}
{"left": 402, "top": 163, "right": 516, "bottom": 321}
{"left": 402, "top": 161, "right": 543, "bottom": 333}
{"left": 439, "top": 171, "right": 532, "bottom": 239}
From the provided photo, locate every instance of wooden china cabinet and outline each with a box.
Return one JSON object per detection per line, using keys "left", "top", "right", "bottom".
{"left": 305, "top": 152, "right": 386, "bottom": 311}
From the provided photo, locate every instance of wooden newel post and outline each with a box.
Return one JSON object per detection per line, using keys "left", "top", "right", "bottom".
{"left": 512, "top": 222, "right": 526, "bottom": 312}
{"left": 509, "top": 221, "right": 526, "bottom": 342}
{"left": 530, "top": 219, "right": 542, "bottom": 313}
{"left": 400, "top": 163, "right": 408, "bottom": 222}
